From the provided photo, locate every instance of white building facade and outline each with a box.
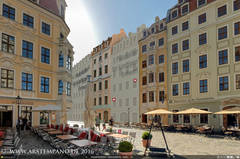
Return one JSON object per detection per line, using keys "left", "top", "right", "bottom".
{"left": 68, "top": 54, "right": 91, "bottom": 122}
{"left": 111, "top": 26, "right": 145, "bottom": 123}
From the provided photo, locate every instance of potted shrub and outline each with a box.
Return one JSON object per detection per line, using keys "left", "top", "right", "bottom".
{"left": 118, "top": 141, "right": 133, "bottom": 159}
{"left": 142, "top": 131, "right": 152, "bottom": 148}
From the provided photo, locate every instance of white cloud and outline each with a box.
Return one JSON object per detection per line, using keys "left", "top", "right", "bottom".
{"left": 65, "top": 0, "right": 98, "bottom": 65}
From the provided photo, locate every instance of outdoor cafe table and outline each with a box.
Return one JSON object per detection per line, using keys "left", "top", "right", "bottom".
{"left": 107, "top": 133, "right": 129, "bottom": 139}
{"left": 57, "top": 135, "right": 78, "bottom": 140}
{"left": 227, "top": 128, "right": 240, "bottom": 135}
{"left": 48, "top": 130, "right": 63, "bottom": 135}
{"left": 69, "top": 139, "right": 97, "bottom": 147}
{"left": 43, "top": 128, "right": 56, "bottom": 132}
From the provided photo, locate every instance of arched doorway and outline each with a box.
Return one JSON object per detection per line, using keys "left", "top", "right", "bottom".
{"left": 223, "top": 106, "right": 239, "bottom": 128}
{"left": 104, "top": 111, "right": 108, "bottom": 123}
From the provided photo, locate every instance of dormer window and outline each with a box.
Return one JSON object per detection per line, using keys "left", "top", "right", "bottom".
{"left": 171, "top": 9, "right": 178, "bottom": 19}
{"left": 198, "top": 0, "right": 206, "bottom": 8}
{"left": 179, "top": 0, "right": 184, "bottom": 4}
{"left": 182, "top": 4, "right": 189, "bottom": 15}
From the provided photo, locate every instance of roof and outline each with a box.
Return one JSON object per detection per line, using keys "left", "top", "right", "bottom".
{"left": 39, "top": 0, "right": 59, "bottom": 16}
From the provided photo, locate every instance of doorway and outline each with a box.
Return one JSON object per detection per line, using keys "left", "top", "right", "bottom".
{"left": 103, "top": 111, "right": 108, "bottom": 123}
{"left": 227, "top": 114, "right": 237, "bottom": 127}
{"left": 0, "top": 106, "right": 13, "bottom": 127}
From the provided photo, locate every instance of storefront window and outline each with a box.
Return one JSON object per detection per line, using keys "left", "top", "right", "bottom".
{"left": 40, "top": 112, "right": 49, "bottom": 125}
{"left": 21, "top": 106, "right": 32, "bottom": 124}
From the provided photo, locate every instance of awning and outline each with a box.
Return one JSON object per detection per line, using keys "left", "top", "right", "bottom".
{"left": 176, "top": 108, "right": 212, "bottom": 115}
{"left": 32, "top": 105, "right": 61, "bottom": 112}
{"left": 215, "top": 107, "right": 240, "bottom": 115}
{"left": 145, "top": 109, "right": 173, "bottom": 115}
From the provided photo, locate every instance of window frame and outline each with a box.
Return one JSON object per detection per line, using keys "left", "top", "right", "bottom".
{"left": 40, "top": 76, "right": 50, "bottom": 93}
{"left": 182, "top": 59, "right": 190, "bottom": 73}
{"left": 233, "top": 0, "right": 240, "bottom": 11}
{"left": 182, "top": 39, "right": 189, "bottom": 51}
{"left": 22, "top": 72, "right": 33, "bottom": 91}
{"left": 172, "top": 25, "right": 178, "bottom": 35}
{"left": 181, "top": 4, "right": 189, "bottom": 15}
{"left": 199, "top": 54, "right": 208, "bottom": 69}
{"left": 172, "top": 62, "right": 179, "bottom": 75}
{"left": 217, "top": 4, "right": 227, "bottom": 17}
{"left": 1, "top": 68, "right": 14, "bottom": 89}
{"left": 218, "top": 49, "right": 229, "bottom": 65}
{"left": 172, "top": 43, "right": 178, "bottom": 54}
{"left": 1, "top": 33, "right": 15, "bottom": 54}
{"left": 182, "top": 21, "right": 189, "bottom": 31}
{"left": 22, "top": 40, "right": 33, "bottom": 59}
{"left": 40, "top": 46, "right": 50, "bottom": 64}
{"left": 219, "top": 76, "right": 229, "bottom": 91}
{"left": 183, "top": 82, "right": 190, "bottom": 95}
{"left": 198, "top": 0, "right": 207, "bottom": 8}
{"left": 218, "top": 25, "right": 228, "bottom": 40}
{"left": 200, "top": 79, "right": 208, "bottom": 93}
{"left": 159, "top": 55, "right": 164, "bottom": 64}
{"left": 149, "top": 91, "right": 154, "bottom": 102}
{"left": 198, "top": 13, "right": 206, "bottom": 24}
{"left": 234, "top": 45, "right": 240, "bottom": 63}
{"left": 23, "top": 13, "right": 34, "bottom": 28}
{"left": 159, "top": 72, "right": 164, "bottom": 83}
{"left": 2, "top": 4, "right": 15, "bottom": 20}
{"left": 235, "top": 73, "right": 240, "bottom": 90}
{"left": 172, "top": 84, "right": 179, "bottom": 96}
{"left": 58, "top": 80, "right": 63, "bottom": 95}
{"left": 199, "top": 32, "right": 207, "bottom": 46}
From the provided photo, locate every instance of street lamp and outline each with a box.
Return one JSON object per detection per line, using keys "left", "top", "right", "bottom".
{"left": 16, "top": 95, "right": 22, "bottom": 136}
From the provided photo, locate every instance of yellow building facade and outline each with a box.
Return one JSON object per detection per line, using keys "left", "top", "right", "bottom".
{"left": 139, "top": 17, "right": 168, "bottom": 124}
{"left": 0, "top": 0, "right": 73, "bottom": 128}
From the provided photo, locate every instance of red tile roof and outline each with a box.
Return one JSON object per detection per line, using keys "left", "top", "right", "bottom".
{"left": 39, "top": 0, "right": 59, "bottom": 16}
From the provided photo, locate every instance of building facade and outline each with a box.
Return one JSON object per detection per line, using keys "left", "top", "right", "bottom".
{"left": 0, "top": 0, "right": 73, "bottom": 127}
{"left": 139, "top": 17, "right": 168, "bottom": 124}
{"left": 90, "top": 29, "right": 126, "bottom": 123}
{"left": 69, "top": 54, "right": 91, "bottom": 122}
{"left": 111, "top": 25, "right": 145, "bottom": 123}
{"left": 167, "top": 0, "right": 240, "bottom": 130}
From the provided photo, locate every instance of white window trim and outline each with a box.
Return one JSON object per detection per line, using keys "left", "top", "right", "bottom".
{"left": 39, "top": 75, "right": 51, "bottom": 94}
{"left": 181, "top": 3, "right": 189, "bottom": 16}
{"left": 0, "top": 67, "right": 16, "bottom": 89}
{"left": 181, "top": 58, "right": 190, "bottom": 74}
{"left": 40, "top": 20, "right": 52, "bottom": 37}
{"left": 172, "top": 61, "right": 179, "bottom": 75}
{"left": 218, "top": 75, "right": 230, "bottom": 92}
{"left": 234, "top": 73, "right": 240, "bottom": 90}
{"left": 197, "top": 0, "right": 207, "bottom": 8}
{"left": 199, "top": 78, "right": 208, "bottom": 94}
{"left": 181, "top": 38, "right": 190, "bottom": 52}
{"left": 216, "top": 3, "right": 228, "bottom": 18}
{"left": 198, "top": 31, "right": 208, "bottom": 46}
{"left": 233, "top": 44, "right": 240, "bottom": 64}
{"left": 182, "top": 20, "right": 189, "bottom": 32}
{"left": 171, "top": 8, "right": 178, "bottom": 19}
{"left": 199, "top": 54, "right": 208, "bottom": 69}
{"left": 233, "top": 20, "right": 240, "bottom": 37}
{"left": 21, "top": 39, "right": 34, "bottom": 59}
{"left": 39, "top": 45, "right": 51, "bottom": 65}
{"left": 22, "top": 11, "right": 35, "bottom": 29}
{"left": 21, "top": 71, "right": 34, "bottom": 91}
{"left": 0, "top": 32, "right": 16, "bottom": 55}
{"left": 182, "top": 81, "right": 190, "bottom": 96}
{"left": 172, "top": 42, "right": 179, "bottom": 54}
{"left": 217, "top": 48, "right": 229, "bottom": 66}
{"left": 217, "top": 24, "right": 229, "bottom": 41}
{"left": 172, "top": 25, "right": 178, "bottom": 35}
{"left": 232, "top": 0, "right": 240, "bottom": 13}
{"left": 172, "top": 83, "right": 180, "bottom": 97}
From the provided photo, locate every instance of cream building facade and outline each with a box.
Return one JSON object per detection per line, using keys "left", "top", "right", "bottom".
{"left": 0, "top": 0, "right": 73, "bottom": 127}
{"left": 167, "top": 0, "right": 240, "bottom": 130}
{"left": 111, "top": 26, "right": 145, "bottom": 123}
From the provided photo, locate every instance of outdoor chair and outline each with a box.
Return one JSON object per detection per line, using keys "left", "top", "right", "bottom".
{"left": 117, "top": 129, "right": 122, "bottom": 134}
{"left": 122, "top": 131, "right": 128, "bottom": 135}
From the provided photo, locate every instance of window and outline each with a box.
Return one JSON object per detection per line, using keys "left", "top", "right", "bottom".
{"left": 58, "top": 80, "right": 63, "bottom": 95}
{"left": 23, "top": 13, "right": 34, "bottom": 28}
{"left": 99, "top": 97, "right": 102, "bottom": 105}
{"left": 40, "top": 112, "right": 49, "bottom": 125}
{"left": 104, "top": 80, "right": 108, "bottom": 89}
{"left": 94, "top": 98, "right": 97, "bottom": 106}
{"left": 149, "top": 73, "right": 154, "bottom": 83}
{"left": 99, "top": 82, "right": 102, "bottom": 90}
{"left": 200, "top": 109, "right": 208, "bottom": 124}
{"left": 41, "top": 47, "right": 50, "bottom": 64}
{"left": 234, "top": 0, "right": 240, "bottom": 11}
{"left": 142, "top": 45, "right": 147, "bottom": 53}
{"left": 172, "top": 62, "right": 178, "bottom": 74}
{"left": 218, "top": 5, "right": 227, "bottom": 17}
{"left": 22, "top": 73, "right": 32, "bottom": 91}
{"left": 218, "top": 26, "right": 228, "bottom": 40}
{"left": 40, "top": 77, "right": 49, "bottom": 93}
{"left": 99, "top": 67, "right": 102, "bottom": 76}
{"left": 218, "top": 49, "right": 228, "bottom": 65}
{"left": 171, "top": 10, "right": 178, "bottom": 19}
{"left": 159, "top": 91, "right": 165, "bottom": 103}
{"left": 142, "top": 93, "right": 147, "bottom": 103}
{"left": 235, "top": 46, "right": 240, "bottom": 62}
{"left": 58, "top": 53, "right": 64, "bottom": 67}
{"left": 173, "top": 110, "right": 179, "bottom": 123}
{"left": 182, "top": 4, "right": 189, "bottom": 15}
{"left": 94, "top": 59, "right": 96, "bottom": 64}
{"left": 66, "top": 55, "right": 71, "bottom": 70}
{"left": 149, "top": 91, "right": 154, "bottom": 102}
{"left": 148, "top": 55, "right": 154, "bottom": 65}
{"left": 3, "top": 4, "right": 15, "bottom": 20}
{"left": 234, "top": 21, "right": 240, "bottom": 35}
{"left": 199, "top": 33, "right": 207, "bottom": 45}
{"left": 150, "top": 41, "right": 155, "bottom": 47}
{"left": 99, "top": 56, "right": 102, "bottom": 62}
{"left": 219, "top": 76, "right": 229, "bottom": 91}
{"left": 104, "top": 96, "right": 108, "bottom": 105}
{"left": 1, "top": 33, "right": 15, "bottom": 53}
{"left": 94, "top": 70, "right": 97, "bottom": 78}
{"left": 198, "top": 0, "right": 206, "bottom": 7}
{"left": 182, "top": 59, "right": 189, "bottom": 73}
{"left": 172, "top": 26, "right": 178, "bottom": 35}
{"left": 94, "top": 83, "right": 96, "bottom": 92}
{"left": 172, "top": 43, "right": 178, "bottom": 54}
{"left": 182, "top": 21, "right": 189, "bottom": 31}
{"left": 1, "top": 69, "right": 14, "bottom": 88}
{"left": 151, "top": 27, "right": 155, "bottom": 33}
{"left": 160, "top": 23, "right": 164, "bottom": 30}
{"left": 143, "top": 31, "right": 147, "bottom": 37}
{"left": 200, "top": 79, "right": 208, "bottom": 93}
{"left": 22, "top": 40, "right": 33, "bottom": 59}
{"left": 236, "top": 74, "right": 240, "bottom": 89}
{"left": 183, "top": 82, "right": 190, "bottom": 95}
{"left": 183, "top": 115, "right": 190, "bottom": 123}
{"left": 182, "top": 39, "right": 189, "bottom": 51}
{"left": 158, "top": 38, "right": 164, "bottom": 47}
{"left": 104, "top": 53, "right": 108, "bottom": 59}
{"left": 142, "top": 60, "right": 147, "bottom": 68}
{"left": 142, "top": 76, "right": 147, "bottom": 85}
{"left": 199, "top": 55, "right": 207, "bottom": 69}
{"left": 159, "top": 72, "right": 164, "bottom": 82}
{"left": 105, "top": 65, "right": 108, "bottom": 74}
{"left": 66, "top": 82, "right": 71, "bottom": 96}
{"left": 172, "top": 84, "right": 179, "bottom": 96}
{"left": 198, "top": 13, "right": 206, "bottom": 24}
{"left": 42, "top": 22, "right": 50, "bottom": 35}
{"left": 159, "top": 55, "right": 164, "bottom": 64}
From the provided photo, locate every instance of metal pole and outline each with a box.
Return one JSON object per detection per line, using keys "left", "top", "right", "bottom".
{"left": 128, "top": 108, "right": 130, "bottom": 126}
{"left": 17, "top": 100, "right": 20, "bottom": 136}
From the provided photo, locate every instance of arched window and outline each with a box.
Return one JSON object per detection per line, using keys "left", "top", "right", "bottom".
{"left": 58, "top": 80, "right": 63, "bottom": 95}
{"left": 59, "top": 53, "right": 64, "bottom": 67}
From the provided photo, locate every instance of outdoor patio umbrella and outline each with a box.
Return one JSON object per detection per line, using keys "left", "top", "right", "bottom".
{"left": 176, "top": 108, "right": 212, "bottom": 125}
{"left": 145, "top": 109, "right": 173, "bottom": 115}
{"left": 214, "top": 107, "right": 240, "bottom": 115}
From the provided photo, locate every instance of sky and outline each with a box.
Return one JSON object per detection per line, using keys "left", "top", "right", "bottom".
{"left": 65, "top": 0, "right": 178, "bottom": 65}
